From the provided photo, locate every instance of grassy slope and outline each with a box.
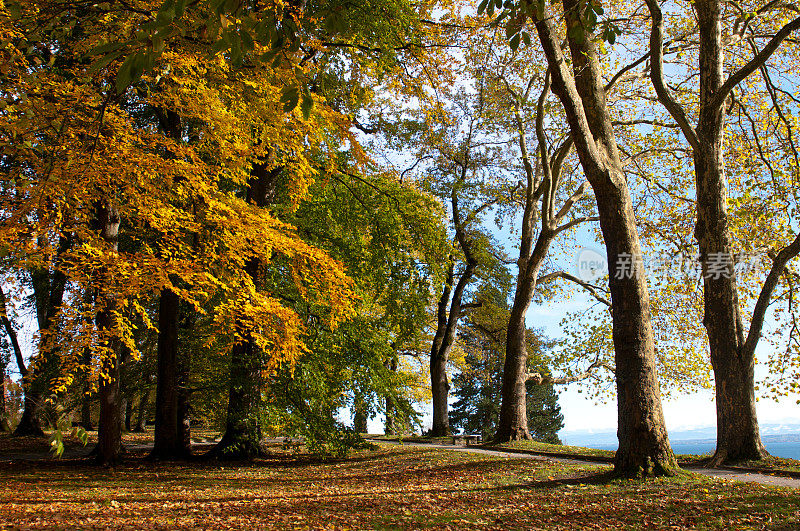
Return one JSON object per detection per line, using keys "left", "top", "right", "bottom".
{"left": 495, "top": 439, "right": 800, "bottom": 474}
{"left": 1, "top": 441, "right": 798, "bottom": 529}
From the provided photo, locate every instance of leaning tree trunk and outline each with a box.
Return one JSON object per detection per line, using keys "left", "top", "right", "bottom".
{"left": 531, "top": 2, "right": 677, "bottom": 476}
{"left": 151, "top": 288, "right": 181, "bottom": 459}
{"left": 96, "top": 201, "right": 123, "bottom": 466}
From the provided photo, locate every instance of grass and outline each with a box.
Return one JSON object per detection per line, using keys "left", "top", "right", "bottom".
{"left": 495, "top": 439, "right": 616, "bottom": 460}
{"left": 400, "top": 436, "right": 800, "bottom": 475}
{"left": 0, "top": 442, "right": 798, "bottom": 529}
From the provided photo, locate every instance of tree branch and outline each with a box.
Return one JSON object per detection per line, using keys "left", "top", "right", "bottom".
{"left": 644, "top": 0, "right": 700, "bottom": 149}
{"left": 712, "top": 14, "right": 800, "bottom": 110}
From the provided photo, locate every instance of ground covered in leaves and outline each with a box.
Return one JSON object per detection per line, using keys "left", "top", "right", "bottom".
{"left": 1, "top": 444, "right": 798, "bottom": 529}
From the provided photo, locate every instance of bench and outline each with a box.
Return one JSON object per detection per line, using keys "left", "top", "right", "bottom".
{"left": 451, "top": 433, "right": 482, "bottom": 446}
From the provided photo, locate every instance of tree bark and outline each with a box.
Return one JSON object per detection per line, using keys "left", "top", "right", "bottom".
{"left": 177, "top": 326, "right": 193, "bottom": 457}
{"left": 209, "top": 162, "right": 281, "bottom": 460}
{"left": 95, "top": 201, "right": 123, "bottom": 466}
{"left": 151, "top": 288, "right": 181, "bottom": 458}
{"left": 353, "top": 392, "right": 368, "bottom": 433}
{"left": 430, "top": 257, "right": 476, "bottom": 436}
{"left": 429, "top": 262, "right": 454, "bottom": 437}
{"left": 643, "top": 0, "right": 800, "bottom": 465}
{"left": 531, "top": 3, "right": 677, "bottom": 476}
{"left": 134, "top": 388, "right": 149, "bottom": 433}
{"left": 384, "top": 355, "right": 398, "bottom": 435}
{"left": 208, "top": 337, "right": 263, "bottom": 459}
{"left": 0, "top": 368, "right": 11, "bottom": 432}
{"left": 498, "top": 247, "right": 546, "bottom": 441}
{"left": 695, "top": 0, "right": 767, "bottom": 466}
{"left": 11, "top": 236, "right": 70, "bottom": 437}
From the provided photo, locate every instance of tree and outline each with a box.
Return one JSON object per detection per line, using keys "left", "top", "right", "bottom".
{"left": 452, "top": 284, "right": 563, "bottom": 443}
{"left": 644, "top": 0, "right": 800, "bottom": 464}
{"left": 496, "top": 0, "right": 677, "bottom": 475}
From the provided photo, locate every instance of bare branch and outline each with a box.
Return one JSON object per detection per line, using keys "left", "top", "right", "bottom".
{"left": 540, "top": 271, "right": 611, "bottom": 307}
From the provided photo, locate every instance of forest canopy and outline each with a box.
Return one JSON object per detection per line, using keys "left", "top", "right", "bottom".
{"left": 1, "top": 0, "right": 800, "bottom": 476}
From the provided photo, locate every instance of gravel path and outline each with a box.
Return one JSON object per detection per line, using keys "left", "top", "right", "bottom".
{"left": 375, "top": 440, "right": 800, "bottom": 489}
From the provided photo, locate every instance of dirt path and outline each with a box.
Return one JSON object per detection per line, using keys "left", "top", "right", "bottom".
{"left": 374, "top": 440, "right": 800, "bottom": 489}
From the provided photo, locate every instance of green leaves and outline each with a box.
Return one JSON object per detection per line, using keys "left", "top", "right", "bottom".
{"left": 116, "top": 52, "right": 151, "bottom": 94}
{"left": 280, "top": 87, "right": 314, "bottom": 120}
{"left": 280, "top": 87, "right": 300, "bottom": 113}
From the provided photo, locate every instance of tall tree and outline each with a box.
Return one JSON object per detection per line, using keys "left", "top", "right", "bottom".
{"left": 644, "top": 0, "right": 800, "bottom": 464}
{"left": 496, "top": 0, "right": 677, "bottom": 475}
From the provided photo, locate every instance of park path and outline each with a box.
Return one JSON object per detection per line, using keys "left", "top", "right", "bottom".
{"left": 4, "top": 437, "right": 799, "bottom": 489}
{"left": 373, "top": 440, "right": 800, "bottom": 489}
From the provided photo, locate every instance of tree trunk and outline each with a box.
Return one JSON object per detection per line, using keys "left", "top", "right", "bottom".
{"left": 429, "top": 353, "right": 450, "bottom": 436}
{"left": 95, "top": 201, "right": 123, "bottom": 466}
{"left": 14, "top": 393, "right": 43, "bottom": 436}
{"left": 695, "top": 130, "right": 765, "bottom": 464}
{"left": 532, "top": 4, "right": 677, "bottom": 476}
{"left": 151, "top": 288, "right": 181, "bottom": 459}
{"left": 177, "top": 330, "right": 193, "bottom": 457}
{"left": 353, "top": 392, "right": 368, "bottom": 434}
{"left": 208, "top": 162, "right": 281, "bottom": 460}
{"left": 497, "top": 236, "right": 552, "bottom": 442}
{"left": 694, "top": 0, "right": 767, "bottom": 466}
{"left": 430, "top": 258, "right": 476, "bottom": 437}
{"left": 1, "top": 370, "right": 11, "bottom": 432}
{"left": 134, "top": 389, "right": 149, "bottom": 433}
{"left": 429, "top": 262, "right": 454, "bottom": 437}
{"left": 208, "top": 338, "right": 263, "bottom": 459}
{"left": 384, "top": 355, "right": 398, "bottom": 435}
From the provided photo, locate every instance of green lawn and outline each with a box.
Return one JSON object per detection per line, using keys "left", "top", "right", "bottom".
{"left": 1, "top": 444, "right": 797, "bottom": 529}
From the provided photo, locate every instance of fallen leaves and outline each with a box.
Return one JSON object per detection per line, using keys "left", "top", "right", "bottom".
{"left": 0, "top": 445, "right": 797, "bottom": 529}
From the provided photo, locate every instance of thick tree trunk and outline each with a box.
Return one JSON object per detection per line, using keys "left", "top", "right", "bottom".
{"left": 1, "top": 370, "right": 11, "bottom": 432}
{"left": 429, "top": 353, "right": 450, "bottom": 436}
{"left": 430, "top": 259, "right": 475, "bottom": 437}
{"left": 151, "top": 288, "right": 181, "bottom": 458}
{"left": 384, "top": 355, "right": 398, "bottom": 435}
{"left": 95, "top": 201, "right": 123, "bottom": 466}
{"left": 80, "top": 394, "right": 94, "bottom": 431}
{"left": 695, "top": 139, "right": 765, "bottom": 464}
{"left": 694, "top": 0, "right": 767, "bottom": 466}
{"left": 497, "top": 238, "right": 550, "bottom": 442}
{"left": 208, "top": 339, "right": 263, "bottom": 459}
{"left": 79, "top": 287, "right": 95, "bottom": 430}
{"left": 96, "top": 340, "right": 122, "bottom": 465}
{"left": 124, "top": 397, "right": 133, "bottom": 433}
{"left": 177, "top": 332, "right": 193, "bottom": 457}
{"left": 209, "top": 162, "right": 280, "bottom": 460}
{"left": 532, "top": 5, "right": 677, "bottom": 476}
{"left": 497, "top": 302, "right": 531, "bottom": 441}
{"left": 429, "top": 263, "right": 454, "bottom": 437}
{"left": 14, "top": 393, "right": 43, "bottom": 436}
